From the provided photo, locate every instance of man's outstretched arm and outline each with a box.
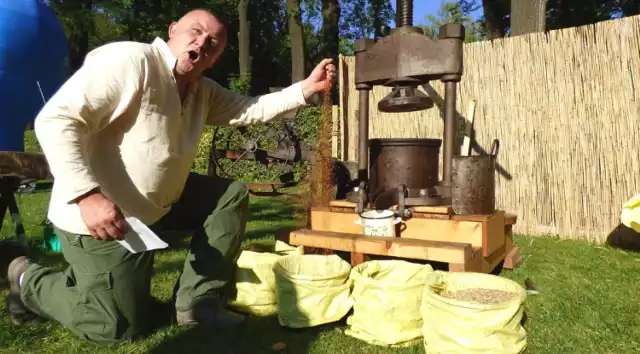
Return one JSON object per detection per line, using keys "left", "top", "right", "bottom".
{"left": 206, "top": 59, "right": 336, "bottom": 126}
{"left": 34, "top": 45, "right": 145, "bottom": 239}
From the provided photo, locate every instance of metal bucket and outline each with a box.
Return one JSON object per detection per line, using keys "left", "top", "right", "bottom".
{"left": 451, "top": 139, "right": 499, "bottom": 215}
{"left": 368, "top": 138, "right": 442, "bottom": 194}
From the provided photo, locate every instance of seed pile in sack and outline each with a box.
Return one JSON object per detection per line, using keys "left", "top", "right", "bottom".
{"left": 421, "top": 271, "right": 528, "bottom": 354}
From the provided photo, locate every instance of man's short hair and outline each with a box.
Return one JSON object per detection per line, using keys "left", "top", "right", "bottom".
{"left": 177, "top": 8, "right": 229, "bottom": 41}
{"left": 179, "top": 8, "right": 228, "bottom": 27}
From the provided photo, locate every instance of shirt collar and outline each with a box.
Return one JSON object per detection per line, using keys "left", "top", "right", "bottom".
{"left": 151, "top": 37, "right": 202, "bottom": 95}
{"left": 152, "top": 37, "right": 177, "bottom": 72}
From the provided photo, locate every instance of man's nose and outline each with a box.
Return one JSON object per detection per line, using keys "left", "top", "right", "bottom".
{"left": 195, "top": 35, "right": 210, "bottom": 49}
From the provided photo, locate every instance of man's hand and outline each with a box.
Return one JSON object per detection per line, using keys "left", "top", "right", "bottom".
{"left": 76, "top": 189, "right": 129, "bottom": 241}
{"left": 301, "top": 58, "right": 337, "bottom": 101}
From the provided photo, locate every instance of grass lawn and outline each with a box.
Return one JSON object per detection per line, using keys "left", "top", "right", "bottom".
{"left": 0, "top": 190, "right": 639, "bottom": 354}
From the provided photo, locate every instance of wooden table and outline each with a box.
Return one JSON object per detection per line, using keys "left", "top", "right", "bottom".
{"left": 0, "top": 151, "right": 53, "bottom": 250}
{"left": 278, "top": 200, "right": 523, "bottom": 273}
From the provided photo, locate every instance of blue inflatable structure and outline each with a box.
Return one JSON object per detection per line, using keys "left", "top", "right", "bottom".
{"left": 0, "top": 0, "right": 68, "bottom": 152}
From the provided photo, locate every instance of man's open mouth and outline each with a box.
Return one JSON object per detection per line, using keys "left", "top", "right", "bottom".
{"left": 188, "top": 50, "right": 200, "bottom": 62}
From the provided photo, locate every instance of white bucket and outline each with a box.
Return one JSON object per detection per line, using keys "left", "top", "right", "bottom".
{"left": 355, "top": 210, "right": 402, "bottom": 237}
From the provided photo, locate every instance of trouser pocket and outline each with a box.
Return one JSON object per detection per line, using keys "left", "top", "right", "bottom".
{"left": 65, "top": 267, "right": 130, "bottom": 344}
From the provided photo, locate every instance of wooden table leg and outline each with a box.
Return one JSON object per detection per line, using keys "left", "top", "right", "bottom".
{"left": 0, "top": 176, "right": 28, "bottom": 250}
{"left": 503, "top": 224, "right": 523, "bottom": 269}
{"left": 351, "top": 252, "right": 365, "bottom": 267}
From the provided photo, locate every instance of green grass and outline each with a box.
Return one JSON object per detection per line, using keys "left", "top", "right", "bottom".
{"left": 1, "top": 192, "right": 639, "bottom": 354}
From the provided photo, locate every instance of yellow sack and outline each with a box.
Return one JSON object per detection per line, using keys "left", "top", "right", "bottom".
{"left": 421, "top": 271, "right": 528, "bottom": 354}
{"left": 274, "top": 254, "right": 353, "bottom": 328}
{"left": 621, "top": 194, "right": 640, "bottom": 232}
{"left": 344, "top": 260, "right": 434, "bottom": 347}
{"left": 227, "top": 241, "right": 303, "bottom": 316}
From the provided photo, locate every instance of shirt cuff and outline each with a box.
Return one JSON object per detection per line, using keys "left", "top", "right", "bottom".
{"left": 64, "top": 181, "right": 101, "bottom": 204}
{"left": 282, "top": 81, "right": 308, "bottom": 106}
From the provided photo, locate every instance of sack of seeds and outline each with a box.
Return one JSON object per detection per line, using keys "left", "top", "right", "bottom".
{"left": 621, "top": 194, "right": 640, "bottom": 232}
{"left": 344, "top": 260, "right": 434, "bottom": 347}
{"left": 274, "top": 254, "right": 353, "bottom": 328}
{"left": 227, "top": 241, "right": 304, "bottom": 316}
{"left": 421, "top": 271, "right": 528, "bottom": 354}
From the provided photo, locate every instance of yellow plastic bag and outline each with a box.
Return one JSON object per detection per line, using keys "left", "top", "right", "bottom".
{"left": 274, "top": 254, "right": 353, "bottom": 328}
{"left": 421, "top": 271, "right": 528, "bottom": 354}
{"left": 227, "top": 241, "right": 303, "bottom": 316}
{"left": 621, "top": 194, "right": 640, "bottom": 232}
{"left": 344, "top": 260, "right": 434, "bottom": 347}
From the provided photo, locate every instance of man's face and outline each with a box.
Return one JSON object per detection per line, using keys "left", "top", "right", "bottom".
{"left": 167, "top": 10, "right": 227, "bottom": 78}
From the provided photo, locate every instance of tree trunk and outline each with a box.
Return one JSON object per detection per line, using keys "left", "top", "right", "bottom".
{"left": 68, "top": 0, "right": 93, "bottom": 73}
{"left": 127, "top": 0, "right": 141, "bottom": 41}
{"left": 238, "top": 0, "right": 251, "bottom": 78}
{"left": 510, "top": 0, "right": 547, "bottom": 36}
{"left": 286, "top": 0, "right": 306, "bottom": 83}
{"left": 482, "top": 0, "right": 508, "bottom": 39}
{"left": 371, "top": 0, "right": 384, "bottom": 40}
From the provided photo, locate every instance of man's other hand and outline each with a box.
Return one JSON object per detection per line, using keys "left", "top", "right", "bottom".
{"left": 76, "top": 190, "right": 129, "bottom": 241}
{"left": 301, "top": 58, "right": 337, "bottom": 101}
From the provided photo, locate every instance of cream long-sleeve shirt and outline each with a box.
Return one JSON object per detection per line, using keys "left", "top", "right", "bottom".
{"left": 34, "top": 37, "right": 307, "bottom": 235}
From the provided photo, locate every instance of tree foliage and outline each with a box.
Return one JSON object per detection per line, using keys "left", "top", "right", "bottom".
{"left": 421, "top": 1, "right": 485, "bottom": 42}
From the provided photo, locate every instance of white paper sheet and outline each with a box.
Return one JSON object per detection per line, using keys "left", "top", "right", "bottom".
{"left": 117, "top": 216, "right": 169, "bottom": 253}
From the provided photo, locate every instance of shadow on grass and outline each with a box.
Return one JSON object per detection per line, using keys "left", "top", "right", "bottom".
{"left": 141, "top": 274, "right": 334, "bottom": 354}
{"left": 147, "top": 315, "right": 341, "bottom": 354}
{"left": 146, "top": 194, "right": 338, "bottom": 353}
{"left": 605, "top": 223, "right": 640, "bottom": 252}
{"left": 146, "top": 252, "right": 339, "bottom": 354}
{"left": 247, "top": 202, "right": 297, "bottom": 220}
{"left": 152, "top": 256, "right": 186, "bottom": 275}
{"left": 245, "top": 225, "right": 296, "bottom": 242}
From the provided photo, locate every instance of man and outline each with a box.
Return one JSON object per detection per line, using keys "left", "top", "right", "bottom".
{"left": 1, "top": 9, "right": 336, "bottom": 345}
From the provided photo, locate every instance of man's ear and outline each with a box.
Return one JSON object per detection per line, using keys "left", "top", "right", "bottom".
{"left": 168, "top": 22, "right": 178, "bottom": 38}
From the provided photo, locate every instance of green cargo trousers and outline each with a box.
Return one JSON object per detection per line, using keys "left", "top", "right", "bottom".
{"left": 19, "top": 173, "right": 249, "bottom": 345}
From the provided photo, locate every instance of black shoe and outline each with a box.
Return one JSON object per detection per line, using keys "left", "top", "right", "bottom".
{"left": 0, "top": 240, "right": 27, "bottom": 288}
{"left": 175, "top": 296, "right": 245, "bottom": 329}
{"left": 5, "top": 256, "right": 43, "bottom": 325}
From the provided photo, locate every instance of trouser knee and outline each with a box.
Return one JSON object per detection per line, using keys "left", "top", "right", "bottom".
{"left": 69, "top": 289, "right": 142, "bottom": 346}
{"left": 65, "top": 259, "right": 153, "bottom": 345}
{"left": 226, "top": 180, "right": 249, "bottom": 206}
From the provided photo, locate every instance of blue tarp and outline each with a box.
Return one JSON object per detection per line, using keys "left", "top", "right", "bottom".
{"left": 0, "top": 0, "right": 68, "bottom": 151}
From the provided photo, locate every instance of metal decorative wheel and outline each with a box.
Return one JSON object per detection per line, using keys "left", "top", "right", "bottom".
{"left": 207, "top": 119, "right": 314, "bottom": 197}
{"left": 207, "top": 119, "right": 356, "bottom": 199}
